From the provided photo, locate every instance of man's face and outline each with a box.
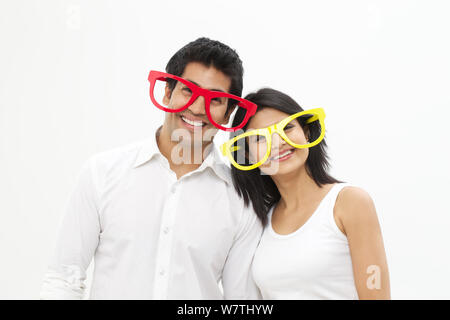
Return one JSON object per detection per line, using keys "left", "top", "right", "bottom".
{"left": 161, "top": 62, "right": 232, "bottom": 147}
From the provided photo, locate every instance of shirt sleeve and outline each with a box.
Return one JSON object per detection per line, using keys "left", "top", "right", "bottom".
{"left": 221, "top": 203, "right": 264, "bottom": 300}
{"left": 40, "top": 156, "right": 101, "bottom": 300}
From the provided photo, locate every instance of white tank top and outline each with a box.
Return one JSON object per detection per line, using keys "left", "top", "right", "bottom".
{"left": 252, "top": 183, "right": 359, "bottom": 299}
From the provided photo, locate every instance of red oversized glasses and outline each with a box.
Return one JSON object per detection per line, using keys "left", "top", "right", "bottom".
{"left": 148, "top": 70, "right": 257, "bottom": 132}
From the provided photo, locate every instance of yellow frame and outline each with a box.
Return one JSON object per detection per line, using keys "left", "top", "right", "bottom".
{"left": 220, "top": 108, "right": 326, "bottom": 171}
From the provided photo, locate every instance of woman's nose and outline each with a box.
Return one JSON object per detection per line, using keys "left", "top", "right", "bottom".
{"left": 271, "top": 132, "right": 286, "bottom": 149}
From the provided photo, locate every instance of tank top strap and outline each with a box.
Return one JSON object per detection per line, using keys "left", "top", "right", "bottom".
{"left": 317, "top": 182, "right": 355, "bottom": 239}
{"left": 329, "top": 182, "right": 354, "bottom": 202}
{"left": 319, "top": 183, "right": 352, "bottom": 211}
{"left": 267, "top": 182, "right": 355, "bottom": 233}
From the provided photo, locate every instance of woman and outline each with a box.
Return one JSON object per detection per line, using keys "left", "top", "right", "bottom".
{"left": 221, "top": 88, "right": 390, "bottom": 299}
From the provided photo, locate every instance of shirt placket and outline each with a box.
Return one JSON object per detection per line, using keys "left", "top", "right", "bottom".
{"left": 152, "top": 161, "right": 181, "bottom": 299}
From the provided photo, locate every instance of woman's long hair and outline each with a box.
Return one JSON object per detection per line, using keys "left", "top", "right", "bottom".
{"left": 230, "top": 88, "right": 342, "bottom": 226}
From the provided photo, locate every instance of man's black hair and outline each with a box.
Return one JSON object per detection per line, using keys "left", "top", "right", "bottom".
{"left": 165, "top": 37, "right": 244, "bottom": 115}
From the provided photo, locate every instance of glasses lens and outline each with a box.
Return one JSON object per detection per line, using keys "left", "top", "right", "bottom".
{"left": 283, "top": 112, "right": 322, "bottom": 146}
{"left": 209, "top": 96, "right": 250, "bottom": 129}
{"left": 152, "top": 77, "right": 193, "bottom": 111}
{"left": 230, "top": 133, "right": 268, "bottom": 168}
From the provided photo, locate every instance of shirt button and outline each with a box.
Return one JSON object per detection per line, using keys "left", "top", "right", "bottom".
{"left": 159, "top": 269, "right": 165, "bottom": 276}
{"left": 170, "top": 186, "right": 176, "bottom": 194}
{"left": 163, "top": 227, "right": 170, "bottom": 234}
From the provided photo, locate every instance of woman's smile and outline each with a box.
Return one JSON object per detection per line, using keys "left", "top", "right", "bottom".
{"left": 269, "top": 148, "right": 295, "bottom": 162}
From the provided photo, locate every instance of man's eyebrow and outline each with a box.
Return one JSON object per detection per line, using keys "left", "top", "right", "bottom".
{"left": 186, "top": 79, "right": 226, "bottom": 93}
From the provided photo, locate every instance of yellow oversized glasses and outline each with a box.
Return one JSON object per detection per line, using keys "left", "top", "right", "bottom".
{"left": 220, "top": 108, "right": 326, "bottom": 171}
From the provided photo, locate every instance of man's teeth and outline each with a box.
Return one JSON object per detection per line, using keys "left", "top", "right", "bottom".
{"left": 182, "top": 116, "right": 204, "bottom": 127}
{"left": 273, "top": 149, "right": 293, "bottom": 160}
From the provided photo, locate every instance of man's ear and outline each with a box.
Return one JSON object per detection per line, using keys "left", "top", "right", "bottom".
{"left": 162, "top": 83, "right": 172, "bottom": 106}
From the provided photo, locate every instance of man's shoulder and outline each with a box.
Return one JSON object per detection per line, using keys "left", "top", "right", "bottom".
{"left": 209, "top": 146, "right": 234, "bottom": 186}
{"left": 88, "top": 138, "right": 149, "bottom": 173}
{"left": 212, "top": 162, "right": 233, "bottom": 185}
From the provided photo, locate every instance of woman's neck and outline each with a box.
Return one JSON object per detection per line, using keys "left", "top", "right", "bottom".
{"left": 271, "top": 165, "right": 322, "bottom": 212}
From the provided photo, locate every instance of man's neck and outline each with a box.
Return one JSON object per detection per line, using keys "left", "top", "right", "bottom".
{"left": 156, "top": 125, "right": 214, "bottom": 179}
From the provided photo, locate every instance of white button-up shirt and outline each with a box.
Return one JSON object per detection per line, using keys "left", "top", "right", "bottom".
{"left": 40, "top": 128, "right": 263, "bottom": 300}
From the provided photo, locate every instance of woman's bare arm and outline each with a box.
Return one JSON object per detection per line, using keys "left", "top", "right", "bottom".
{"left": 334, "top": 186, "right": 391, "bottom": 300}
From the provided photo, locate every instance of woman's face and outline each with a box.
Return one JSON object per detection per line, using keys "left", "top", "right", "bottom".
{"left": 245, "top": 108, "right": 309, "bottom": 176}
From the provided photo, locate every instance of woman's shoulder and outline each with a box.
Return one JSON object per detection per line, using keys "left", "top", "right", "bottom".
{"left": 333, "top": 184, "right": 377, "bottom": 229}
{"left": 336, "top": 184, "right": 373, "bottom": 204}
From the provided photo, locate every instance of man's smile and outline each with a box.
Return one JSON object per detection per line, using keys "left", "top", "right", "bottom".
{"left": 179, "top": 113, "right": 208, "bottom": 130}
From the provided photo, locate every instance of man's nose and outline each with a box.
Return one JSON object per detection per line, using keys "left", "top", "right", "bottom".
{"left": 188, "top": 96, "right": 207, "bottom": 115}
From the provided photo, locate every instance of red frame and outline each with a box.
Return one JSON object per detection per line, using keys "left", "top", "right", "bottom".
{"left": 148, "top": 70, "right": 257, "bottom": 132}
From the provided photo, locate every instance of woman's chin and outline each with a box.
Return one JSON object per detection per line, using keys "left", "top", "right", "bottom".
{"left": 260, "top": 160, "right": 298, "bottom": 176}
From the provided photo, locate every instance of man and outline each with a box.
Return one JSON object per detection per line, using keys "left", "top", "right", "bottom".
{"left": 40, "top": 38, "right": 263, "bottom": 299}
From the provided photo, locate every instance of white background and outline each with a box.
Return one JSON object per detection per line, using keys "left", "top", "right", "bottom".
{"left": 1, "top": 0, "right": 449, "bottom": 299}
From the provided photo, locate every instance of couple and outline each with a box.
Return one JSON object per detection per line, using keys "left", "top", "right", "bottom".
{"left": 40, "top": 38, "right": 390, "bottom": 300}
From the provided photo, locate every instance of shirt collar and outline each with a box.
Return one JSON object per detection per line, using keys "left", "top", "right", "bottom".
{"left": 133, "top": 126, "right": 232, "bottom": 185}
{"left": 133, "top": 127, "right": 161, "bottom": 169}
{"left": 197, "top": 143, "right": 232, "bottom": 185}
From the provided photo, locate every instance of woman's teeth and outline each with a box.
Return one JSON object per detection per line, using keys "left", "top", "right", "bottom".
{"left": 182, "top": 116, "right": 204, "bottom": 127}
{"left": 272, "top": 149, "right": 293, "bottom": 160}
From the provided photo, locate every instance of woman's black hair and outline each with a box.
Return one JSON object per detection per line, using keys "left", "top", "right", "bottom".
{"left": 230, "top": 88, "right": 343, "bottom": 226}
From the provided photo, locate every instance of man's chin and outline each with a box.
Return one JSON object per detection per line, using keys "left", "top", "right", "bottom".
{"left": 176, "top": 127, "right": 217, "bottom": 144}
{"left": 163, "top": 117, "right": 218, "bottom": 145}
{"left": 176, "top": 134, "right": 202, "bottom": 146}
